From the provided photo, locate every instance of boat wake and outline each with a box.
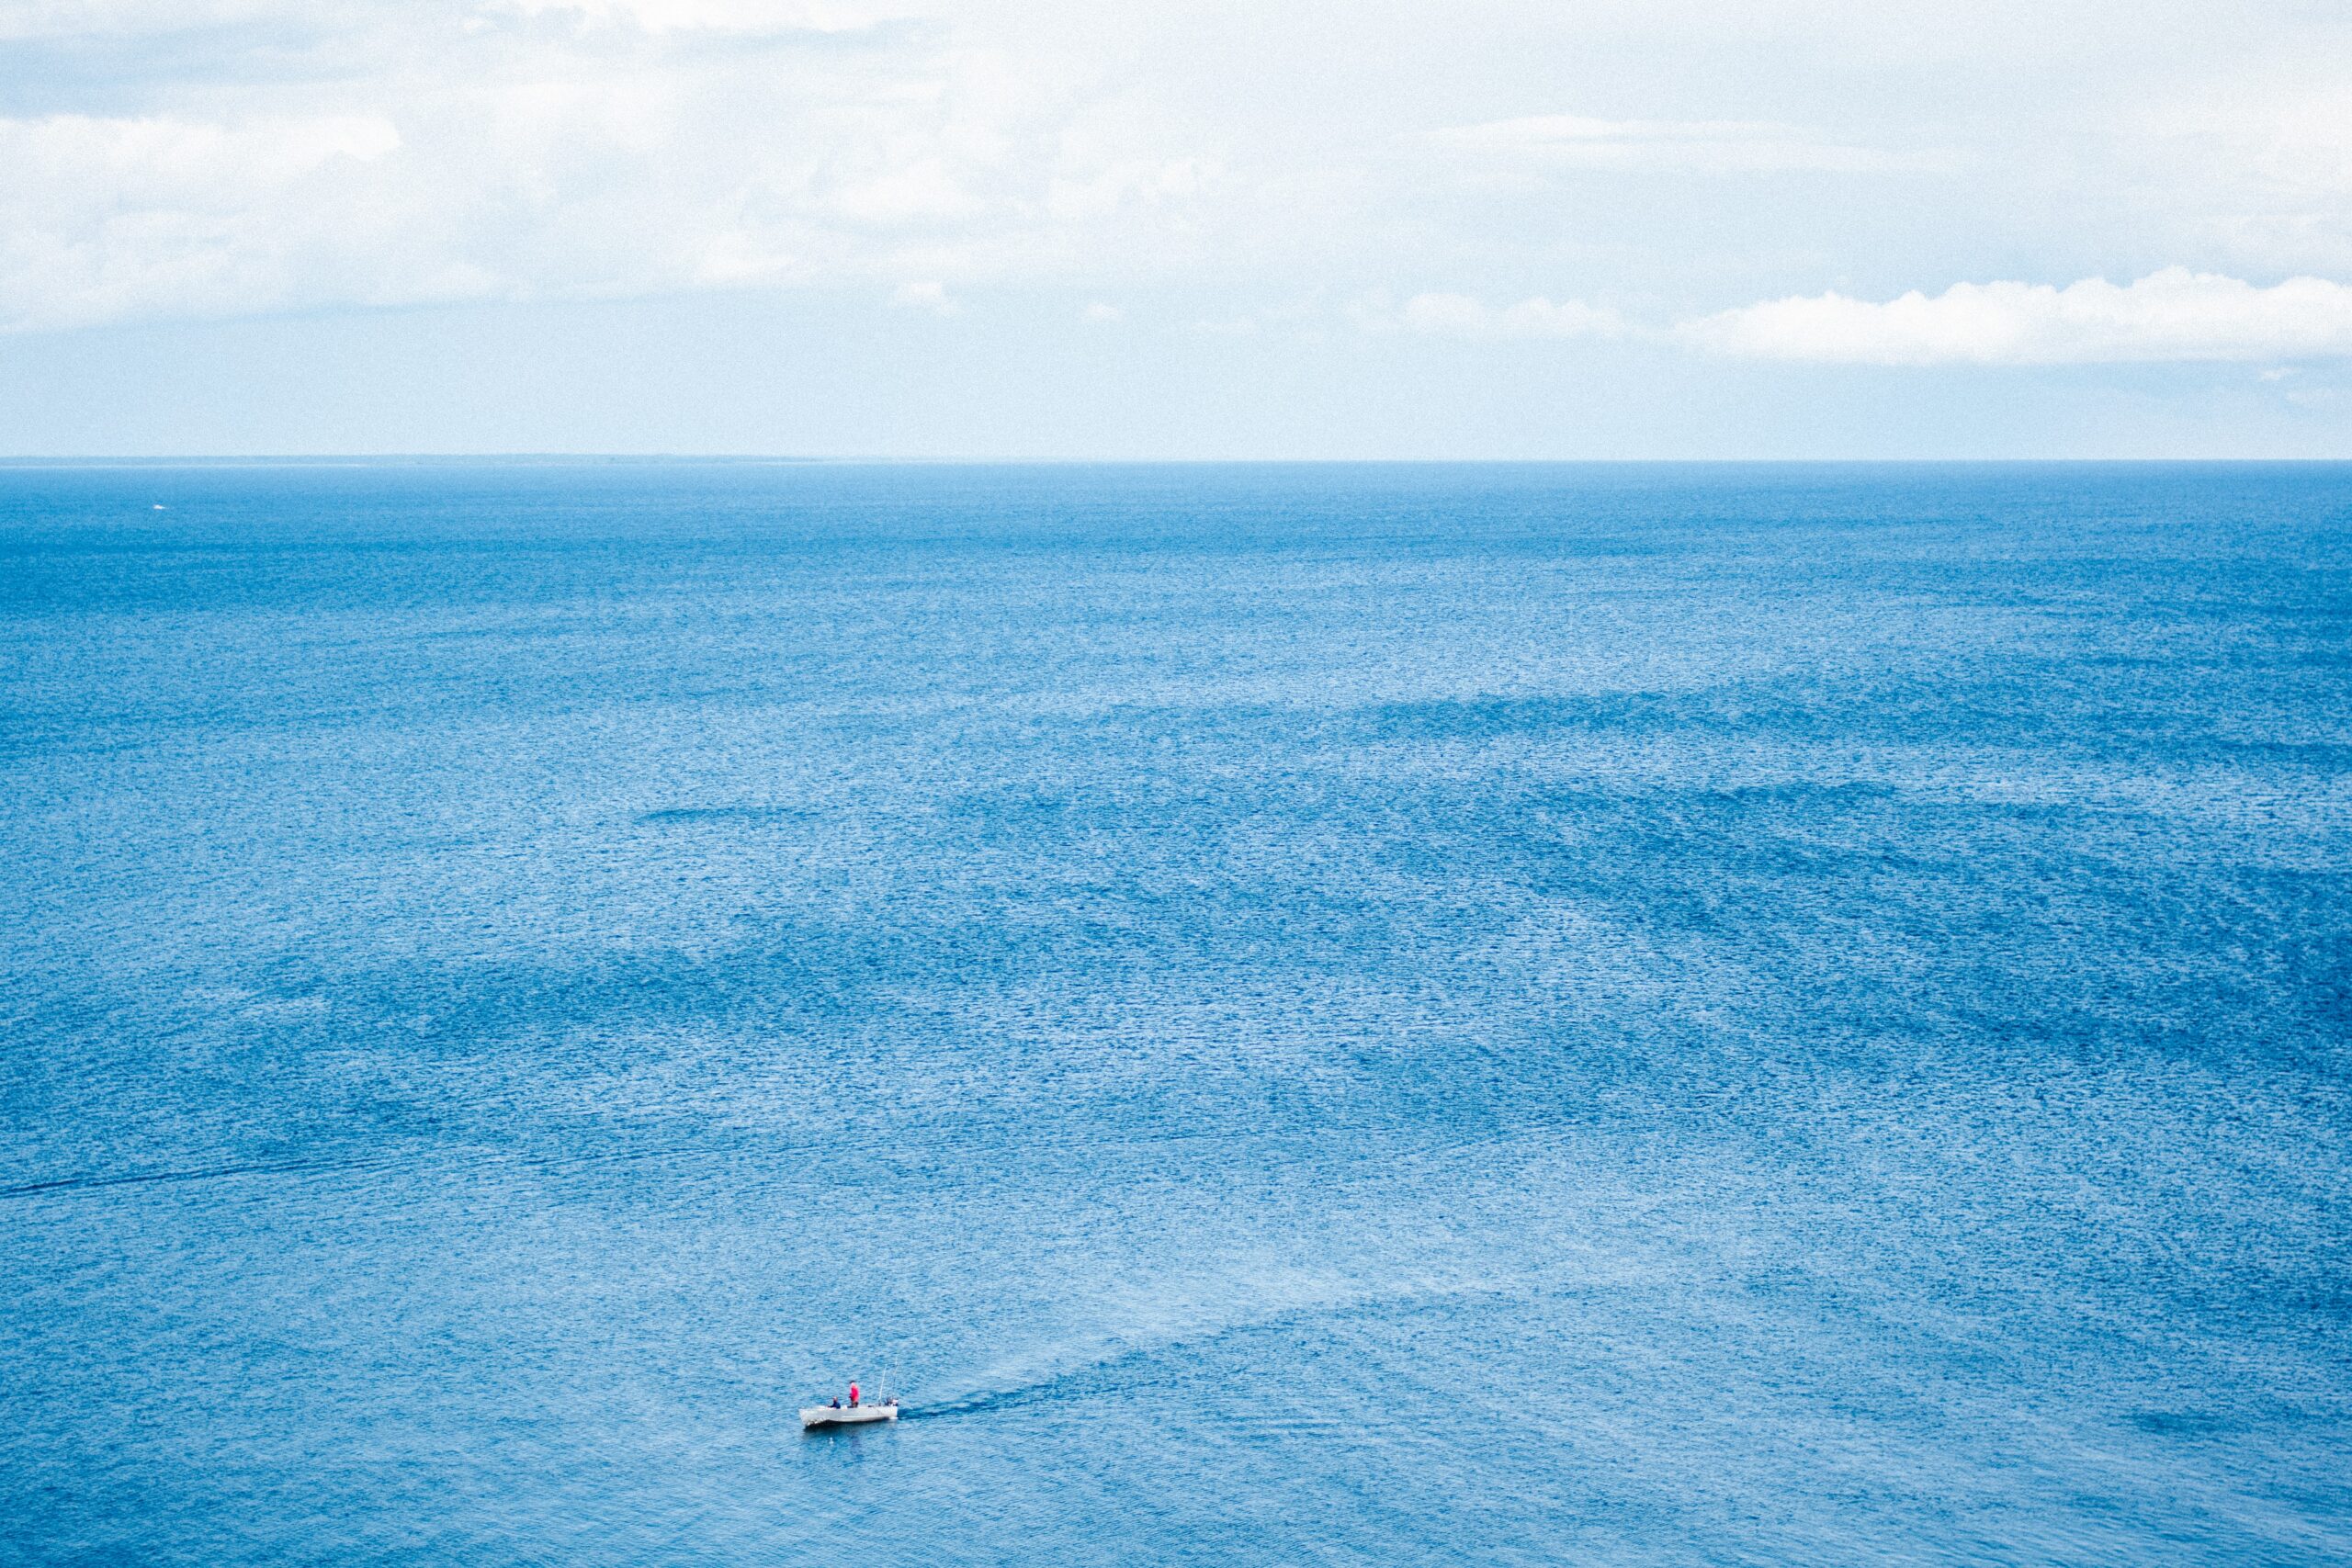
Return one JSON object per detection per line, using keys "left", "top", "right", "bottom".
{"left": 900, "top": 1268, "right": 1576, "bottom": 1423}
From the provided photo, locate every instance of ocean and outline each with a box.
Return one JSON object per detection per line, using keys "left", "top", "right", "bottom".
{"left": 1, "top": 460, "right": 2346, "bottom": 1565}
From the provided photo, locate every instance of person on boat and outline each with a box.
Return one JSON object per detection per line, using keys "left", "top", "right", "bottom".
{"left": 849, "top": 1382, "right": 860, "bottom": 1407}
{"left": 829, "top": 1397, "right": 841, "bottom": 1409}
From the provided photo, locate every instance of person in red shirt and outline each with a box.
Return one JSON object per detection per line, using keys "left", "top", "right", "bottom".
{"left": 849, "top": 1382, "right": 860, "bottom": 1407}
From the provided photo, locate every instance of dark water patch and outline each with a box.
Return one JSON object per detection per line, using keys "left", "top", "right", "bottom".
{"left": 0, "top": 1153, "right": 403, "bottom": 1202}
{"left": 2128, "top": 1410, "right": 2240, "bottom": 1438}
{"left": 636, "top": 805, "right": 815, "bottom": 826}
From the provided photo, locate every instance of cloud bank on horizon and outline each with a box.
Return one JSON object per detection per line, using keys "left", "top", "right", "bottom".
{"left": 5, "top": 0, "right": 2352, "bottom": 451}
{"left": 1686, "top": 270, "right": 2352, "bottom": 365}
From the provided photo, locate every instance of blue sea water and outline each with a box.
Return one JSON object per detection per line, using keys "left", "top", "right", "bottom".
{"left": 1, "top": 460, "right": 2348, "bottom": 1566}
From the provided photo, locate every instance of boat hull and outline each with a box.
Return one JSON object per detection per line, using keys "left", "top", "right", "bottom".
{"left": 800, "top": 1404, "right": 898, "bottom": 1429}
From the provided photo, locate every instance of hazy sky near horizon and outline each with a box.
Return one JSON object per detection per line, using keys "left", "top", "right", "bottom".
{"left": 6, "top": 0, "right": 2352, "bottom": 457}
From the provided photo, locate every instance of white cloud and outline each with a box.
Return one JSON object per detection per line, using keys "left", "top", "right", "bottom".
{"left": 1430, "top": 114, "right": 1925, "bottom": 175}
{"left": 7, "top": 0, "right": 2352, "bottom": 358}
{"left": 0, "top": 1, "right": 306, "bottom": 39}
{"left": 1080, "top": 299, "right": 1120, "bottom": 321}
{"left": 0, "top": 111, "right": 427, "bottom": 332}
{"left": 2123, "top": 80, "right": 2352, "bottom": 276}
{"left": 1358, "top": 291, "right": 1626, "bottom": 340}
{"left": 0, "top": 2, "right": 1237, "bottom": 333}
{"left": 489, "top": 0, "right": 901, "bottom": 34}
{"left": 1684, "top": 267, "right": 2352, "bottom": 364}
{"left": 889, "top": 278, "right": 956, "bottom": 313}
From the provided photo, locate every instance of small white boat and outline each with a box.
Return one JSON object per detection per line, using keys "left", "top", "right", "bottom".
{"left": 801, "top": 1402, "right": 899, "bottom": 1430}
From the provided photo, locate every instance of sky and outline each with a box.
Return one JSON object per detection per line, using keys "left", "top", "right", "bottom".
{"left": 4, "top": 0, "right": 2352, "bottom": 457}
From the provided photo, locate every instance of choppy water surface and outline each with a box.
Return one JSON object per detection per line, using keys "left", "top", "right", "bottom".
{"left": 3, "top": 461, "right": 2348, "bottom": 1566}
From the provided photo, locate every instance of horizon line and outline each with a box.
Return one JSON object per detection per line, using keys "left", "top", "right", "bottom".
{"left": 5, "top": 454, "right": 2349, "bottom": 468}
